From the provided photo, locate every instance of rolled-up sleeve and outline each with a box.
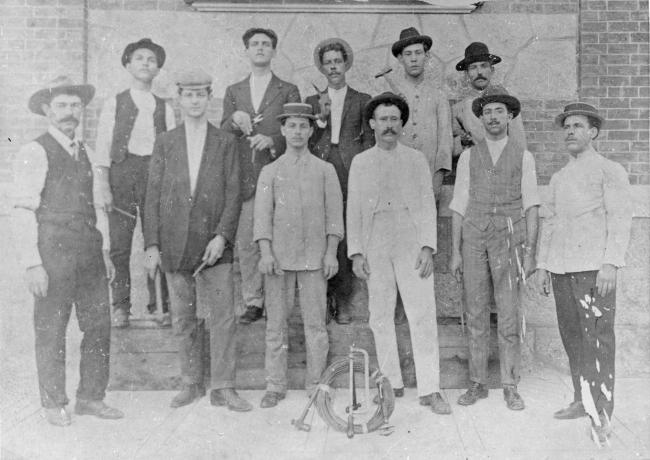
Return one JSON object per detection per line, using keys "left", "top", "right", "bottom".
{"left": 434, "top": 93, "right": 453, "bottom": 173}
{"left": 253, "top": 164, "right": 275, "bottom": 242}
{"left": 522, "top": 150, "right": 541, "bottom": 211}
{"left": 536, "top": 174, "right": 557, "bottom": 271}
{"left": 602, "top": 162, "right": 632, "bottom": 267}
{"left": 448, "top": 148, "right": 471, "bottom": 216}
{"left": 324, "top": 163, "right": 344, "bottom": 240}
{"left": 93, "top": 96, "right": 116, "bottom": 168}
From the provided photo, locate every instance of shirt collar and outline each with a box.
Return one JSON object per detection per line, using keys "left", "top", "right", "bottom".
{"left": 48, "top": 126, "right": 78, "bottom": 154}
{"left": 251, "top": 72, "right": 272, "bottom": 84}
{"left": 485, "top": 136, "right": 508, "bottom": 150}
{"left": 328, "top": 85, "right": 348, "bottom": 96}
{"left": 570, "top": 145, "right": 599, "bottom": 162}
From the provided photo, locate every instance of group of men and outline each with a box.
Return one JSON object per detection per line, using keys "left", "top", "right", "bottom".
{"left": 12, "top": 25, "right": 632, "bottom": 446}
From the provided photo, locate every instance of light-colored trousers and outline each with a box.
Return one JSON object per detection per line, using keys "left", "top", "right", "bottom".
{"left": 264, "top": 270, "right": 329, "bottom": 393}
{"left": 366, "top": 209, "right": 441, "bottom": 397}
{"left": 235, "top": 198, "right": 264, "bottom": 308}
{"left": 166, "top": 263, "right": 236, "bottom": 390}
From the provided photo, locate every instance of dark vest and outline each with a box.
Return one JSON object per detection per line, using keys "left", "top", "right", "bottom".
{"left": 465, "top": 137, "right": 524, "bottom": 231}
{"left": 109, "top": 89, "right": 168, "bottom": 163}
{"left": 35, "top": 132, "right": 97, "bottom": 235}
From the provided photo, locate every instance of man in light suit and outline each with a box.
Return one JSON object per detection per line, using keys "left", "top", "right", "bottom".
{"left": 305, "top": 37, "right": 374, "bottom": 324}
{"left": 221, "top": 28, "right": 301, "bottom": 325}
{"left": 144, "top": 70, "right": 251, "bottom": 412}
{"left": 347, "top": 92, "right": 451, "bottom": 415}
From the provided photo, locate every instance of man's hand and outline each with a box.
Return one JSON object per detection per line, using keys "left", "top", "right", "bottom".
{"left": 596, "top": 264, "right": 617, "bottom": 297}
{"left": 322, "top": 253, "right": 338, "bottom": 280}
{"left": 248, "top": 134, "right": 274, "bottom": 152}
{"left": 523, "top": 250, "right": 536, "bottom": 279}
{"left": 317, "top": 91, "right": 331, "bottom": 121}
{"left": 144, "top": 246, "right": 161, "bottom": 280}
{"left": 102, "top": 249, "right": 115, "bottom": 282}
{"left": 258, "top": 251, "right": 284, "bottom": 276}
{"left": 351, "top": 254, "right": 371, "bottom": 280}
{"left": 534, "top": 269, "right": 551, "bottom": 297}
{"left": 203, "top": 235, "right": 226, "bottom": 266}
{"left": 449, "top": 250, "right": 463, "bottom": 283}
{"left": 232, "top": 110, "right": 253, "bottom": 135}
{"left": 415, "top": 247, "right": 434, "bottom": 279}
{"left": 25, "top": 265, "right": 48, "bottom": 297}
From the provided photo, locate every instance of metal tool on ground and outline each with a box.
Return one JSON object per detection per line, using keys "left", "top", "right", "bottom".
{"left": 192, "top": 260, "right": 208, "bottom": 278}
{"left": 113, "top": 206, "right": 136, "bottom": 220}
{"left": 291, "top": 388, "right": 319, "bottom": 432}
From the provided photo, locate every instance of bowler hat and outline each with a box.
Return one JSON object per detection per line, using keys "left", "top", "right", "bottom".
{"left": 471, "top": 86, "right": 521, "bottom": 118}
{"left": 28, "top": 75, "right": 95, "bottom": 116}
{"left": 122, "top": 38, "right": 166, "bottom": 68}
{"left": 364, "top": 92, "right": 410, "bottom": 125}
{"left": 176, "top": 69, "right": 213, "bottom": 90}
{"left": 391, "top": 27, "right": 432, "bottom": 57}
{"left": 314, "top": 37, "right": 354, "bottom": 73}
{"left": 456, "top": 42, "right": 501, "bottom": 71}
{"left": 554, "top": 102, "right": 604, "bottom": 129}
{"left": 277, "top": 103, "right": 317, "bottom": 121}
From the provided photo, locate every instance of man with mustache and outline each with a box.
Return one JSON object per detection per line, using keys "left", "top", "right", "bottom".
{"left": 305, "top": 37, "right": 374, "bottom": 324}
{"left": 11, "top": 76, "right": 123, "bottom": 426}
{"left": 534, "top": 103, "right": 632, "bottom": 445}
{"left": 347, "top": 93, "right": 451, "bottom": 415}
{"left": 253, "top": 103, "right": 343, "bottom": 408}
{"left": 449, "top": 88, "right": 540, "bottom": 411}
{"left": 451, "top": 42, "right": 526, "bottom": 158}
{"left": 94, "top": 38, "right": 175, "bottom": 328}
{"left": 222, "top": 28, "right": 301, "bottom": 325}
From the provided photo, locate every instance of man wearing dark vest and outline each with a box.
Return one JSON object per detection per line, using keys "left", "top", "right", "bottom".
{"left": 449, "top": 88, "right": 540, "bottom": 410}
{"left": 94, "top": 38, "right": 176, "bottom": 328}
{"left": 221, "top": 28, "right": 301, "bottom": 325}
{"left": 11, "top": 77, "right": 123, "bottom": 426}
{"left": 144, "top": 70, "right": 251, "bottom": 411}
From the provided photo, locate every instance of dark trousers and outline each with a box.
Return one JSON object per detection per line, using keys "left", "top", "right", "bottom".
{"left": 109, "top": 153, "right": 168, "bottom": 313}
{"left": 35, "top": 226, "right": 111, "bottom": 408}
{"left": 551, "top": 271, "right": 616, "bottom": 418}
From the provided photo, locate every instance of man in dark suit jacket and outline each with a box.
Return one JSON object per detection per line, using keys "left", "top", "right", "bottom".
{"left": 221, "top": 27, "right": 301, "bottom": 325}
{"left": 305, "top": 37, "right": 374, "bottom": 324}
{"left": 144, "top": 70, "right": 251, "bottom": 412}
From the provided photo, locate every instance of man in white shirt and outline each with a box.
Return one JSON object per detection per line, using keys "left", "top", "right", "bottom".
{"left": 449, "top": 87, "right": 540, "bottom": 411}
{"left": 94, "top": 38, "right": 175, "bottom": 328}
{"left": 11, "top": 76, "right": 123, "bottom": 426}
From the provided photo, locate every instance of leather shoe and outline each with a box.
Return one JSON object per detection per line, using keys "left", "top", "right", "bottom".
{"left": 210, "top": 389, "right": 253, "bottom": 412}
{"left": 503, "top": 386, "right": 525, "bottom": 411}
{"left": 239, "top": 306, "right": 264, "bottom": 325}
{"left": 373, "top": 387, "right": 404, "bottom": 404}
{"left": 170, "top": 383, "right": 205, "bottom": 408}
{"left": 158, "top": 312, "right": 172, "bottom": 328}
{"left": 112, "top": 308, "right": 129, "bottom": 328}
{"left": 75, "top": 400, "right": 124, "bottom": 419}
{"left": 554, "top": 401, "right": 586, "bottom": 419}
{"left": 43, "top": 407, "right": 71, "bottom": 427}
{"left": 591, "top": 411, "right": 612, "bottom": 444}
{"left": 420, "top": 392, "right": 452, "bottom": 414}
{"left": 260, "top": 391, "right": 286, "bottom": 408}
{"left": 335, "top": 311, "right": 352, "bottom": 325}
{"left": 457, "top": 382, "right": 488, "bottom": 406}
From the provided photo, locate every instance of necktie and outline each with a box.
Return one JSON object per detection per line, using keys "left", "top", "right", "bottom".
{"left": 70, "top": 141, "right": 79, "bottom": 160}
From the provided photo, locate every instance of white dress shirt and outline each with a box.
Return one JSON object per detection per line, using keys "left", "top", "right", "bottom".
{"left": 184, "top": 121, "right": 207, "bottom": 196}
{"left": 449, "top": 136, "right": 541, "bottom": 216}
{"left": 326, "top": 85, "right": 348, "bottom": 144}
{"left": 250, "top": 72, "right": 272, "bottom": 113}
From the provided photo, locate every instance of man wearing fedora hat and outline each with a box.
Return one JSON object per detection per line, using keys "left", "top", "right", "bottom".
{"left": 11, "top": 76, "right": 123, "bottom": 426}
{"left": 94, "top": 37, "right": 175, "bottom": 328}
{"left": 305, "top": 37, "right": 374, "bottom": 325}
{"left": 534, "top": 103, "right": 632, "bottom": 443}
{"left": 143, "top": 70, "right": 251, "bottom": 411}
{"left": 378, "top": 27, "right": 453, "bottom": 200}
{"left": 222, "top": 28, "right": 301, "bottom": 326}
{"left": 449, "top": 87, "right": 540, "bottom": 411}
{"left": 347, "top": 92, "right": 451, "bottom": 415}
{"left": 254, "top": 103, "right": 343, "bottom": 408}
{"left": 451, "top": 42, "right": 526, "bottom": 158}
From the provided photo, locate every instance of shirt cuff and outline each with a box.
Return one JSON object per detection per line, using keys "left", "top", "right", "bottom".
{"left": 316, "top": 119, "right": 327, "bottom": 129}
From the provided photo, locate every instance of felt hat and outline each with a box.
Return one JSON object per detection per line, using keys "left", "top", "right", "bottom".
{"left": 122, "top": 38, "right": 166, "bottom": 68}
{"left": 313, "top": 37, "right": 354, "bottom": 73}
{"left": 391, "top": 27, "right": 432, "bottom": 57}
{"left": 176, "top": 69, "right": 213, "bottom": 90}
{"left": 554, "top": 102, "right": 604, "bottom": 129}
{"left": 455, "top": 42, "right": 501, "bottom": 71}
{"left": 276, "top": 103, "right": 317, "bottom": 121}
{"left": 28, "top": 75, "right": 95, "bottom": 116}
{"left": 364, "top": 92, "right": 410, "bottom": 125}
{"left": 471, "top": 86, "right": 521, "bottom": 118}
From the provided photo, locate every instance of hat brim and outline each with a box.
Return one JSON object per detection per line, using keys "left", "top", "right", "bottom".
{"left": 471, "top": 94, "right": 521, "bottom": 119}
{"left": 364, "top": 94, "right": 410, "bottom": 126}
{"left": 121, "top": 41, "right": 166, "bottom": 68}
{"left": 28, "top": 84, "right": 95, "bottom": 116}
{"left": 554, "top": 110, "right": 605, "bottom": 128}
{"left": 313, "top": 38, "right": 354, "bottom": 73}
{"left": 277, "top": 113, "right": 317, "bottom": 121}
{"left": 391, "top": 35, "right": 432, "bottom": 57}
{"left": 456, "top": 53, "right": 501, "bottom": 71}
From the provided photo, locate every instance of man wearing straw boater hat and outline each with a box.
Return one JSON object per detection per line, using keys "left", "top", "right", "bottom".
{"left": 143, "top": 70, "right": 251, "bottom": 412}
{"left": 449, "top": 87, "right": 540, "bottom": 411}
{"left": 254, "top": 102, "right": 343, "bottom": 408}
{"left": 451, "top": 42, "right": 526, "bottom": 157}
{"left": 305, "top": 37, "right": 374, "bottom": 325}
{"left": 11, "top": 76, "right": 123, "bottom": 426}
{"left": 535, "top": 103, "right": 632, "bottom": 445}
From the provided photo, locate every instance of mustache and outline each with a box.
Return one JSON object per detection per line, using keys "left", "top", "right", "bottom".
{"left": 474, "top": 76, "right": 487, "bottom": 81}
{"left": 59, "top": 115, "right": 79, "bottom": 123}
{"left": 382, "top": 128, "right": 399, "bottom": 135}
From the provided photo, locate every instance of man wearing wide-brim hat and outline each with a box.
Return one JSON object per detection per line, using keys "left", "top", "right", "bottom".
{"left": 305, "top": 37, "right": 374, "bottom": 324}
{"left": 10, "top": 76, "right": 123, "bottom": 426}
{"left": 534, "top": 103, "right": 632, "bottom": 445}
{"left": 449, "top": 86, "right": 541, "bottom": 411}
{"left": 254, "top": 103, "right": 343, "bottom": 408}
{"left": 451, "top": 42, "right": 526, "bottom": 157}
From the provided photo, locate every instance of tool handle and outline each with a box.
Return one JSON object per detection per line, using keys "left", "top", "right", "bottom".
{"left": 346, "top": 413, "right": 354, "bottom": 439}
{"left": 154, "top": 270, "right": 163, "bottom": 313}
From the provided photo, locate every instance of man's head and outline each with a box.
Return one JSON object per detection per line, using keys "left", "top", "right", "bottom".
{"left": 121, "top": 38, "right": 165, "bottom": 83}
{"left": 365, "top": 92, "right": 409, "bottom": 148}
{"left": 176, "top": 69, "right": 213, "bottom": 120}
{"left": 277, "top": 103, "right": 316, "bottom": 149}
{"left": 555, "top": 103, "right": 604, "bottom": 156}
{"left": 456, "top": 42, "right": 501, "bottom": 91}
{"left": 314, "top": 38, "right": 354, "bottom": 89}
{"left": 242, "top": 28, "right": 278, "bottom": 68}
{"left": 471, "top": 87, "right": 520, "bottom": 139}
{"left": 397, "top": 42, "right": 429, "bottom": 79}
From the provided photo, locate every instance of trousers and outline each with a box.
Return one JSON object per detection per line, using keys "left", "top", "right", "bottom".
{"left": 235, "top": 197, "right": 264, "bottom": 308}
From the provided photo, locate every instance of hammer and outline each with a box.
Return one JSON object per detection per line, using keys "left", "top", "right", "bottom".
{"left": 291, "top": 389, "right": 319, "bottom": 432}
